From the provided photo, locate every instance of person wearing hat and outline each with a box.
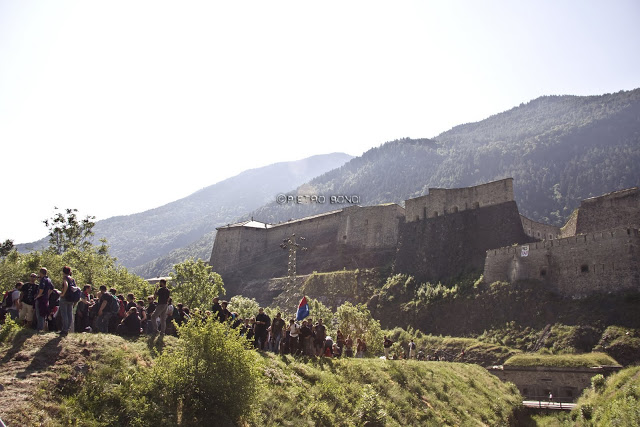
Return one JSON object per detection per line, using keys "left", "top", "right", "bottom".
{"left": 19, "top": 273, "right": 39, "bottom": 327}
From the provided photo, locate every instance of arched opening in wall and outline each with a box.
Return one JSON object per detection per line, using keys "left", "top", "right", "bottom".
{"left": 537, "top": 232, "right": 541, "bottom": 238}
{"left": 549, "top": 234, "right": 553, "bottom": 240}
{"left": 423, "top": 207, "right": 427, "bottom": 219}
{"left": 433, "top": 211, "right": 439, "bottom": 217}
{"left": 472, "top": 202, "right": 480, "bottom": 209}
{"left": 451, "top": 206, "right": 459, "bottom": 213}
{"left": 343, "top": 235, "right": 347, "bottom": 240}
{"left": 415, "top": 216, "right": 419, "bottom": 221}
{"left": 581, "top": 264, "right": 589, "bottom": 273}
{"left": 443, "top": 208, "right": 448, "bottom": 214}
{"left": 540, "top": 268, "right": 547, "bottom": 277}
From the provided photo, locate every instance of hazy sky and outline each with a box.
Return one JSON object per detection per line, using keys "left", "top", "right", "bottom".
{"left": 1, "top": 0, "right": 639, "bottom": 243}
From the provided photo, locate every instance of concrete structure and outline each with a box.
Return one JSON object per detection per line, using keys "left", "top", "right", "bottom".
{"left": 488, "top": 364, "right": 621, "bottom": 403}
{"left": 211, "top": 178, "right": 640, "bottom": 297}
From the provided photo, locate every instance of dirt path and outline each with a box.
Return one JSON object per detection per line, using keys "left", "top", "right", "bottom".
{"left": 0, "top": 330, "right": 95, "bottom": 426}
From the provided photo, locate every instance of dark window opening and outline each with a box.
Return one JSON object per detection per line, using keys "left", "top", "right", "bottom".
{"left": 451, "top": 206, "right": 459, "bottom": 213}
{"left": 473, "top": 202, "right": 480, "bottom": 209}
{"left": 415, "top": 216, "right": 419, "bottom": 221}
{"left": 540, "top": 269, "right": 547, "bottom": 277}
{"left": 433, "top": 211, "right": 439, "bottom": 217}
{"left": 581, "top": 264, "right": 589, "bottom": 273}
{"left": 343, "top": 235, "right": 347, "bottom": 240}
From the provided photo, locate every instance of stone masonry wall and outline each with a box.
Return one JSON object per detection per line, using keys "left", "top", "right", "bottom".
{"left": 575, "top": 188, "right": 640, "bottom": 235}
{"left": 405, "top": 178, "right": 514, "bottom": 222}
{"left": 520, "top": 215, "right": 562, "bottom": 241}
{"left": 395, "top": 201, "right": 533, "bottom": 283}
{"left": 484, "top": 228, "right": 640, "bottom": 296}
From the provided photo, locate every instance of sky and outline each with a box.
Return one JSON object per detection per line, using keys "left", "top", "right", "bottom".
{"left": 1, "top": 1, "right": 639, "bottom": 244}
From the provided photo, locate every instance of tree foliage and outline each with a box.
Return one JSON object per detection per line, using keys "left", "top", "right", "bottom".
{"left": 336, "top": 301, "right": 383, "bottom": 355}
{"left": 43, "top": 207, "right": 96, "bottom": 254}
{"left": 0, "top": 239, "right": 14, "bottom": 257}
{"left": 150, "top": 316, "right": 261, "bottom": 425}
{"left": 169, "top": 258, "right": 225, "bottom": 310}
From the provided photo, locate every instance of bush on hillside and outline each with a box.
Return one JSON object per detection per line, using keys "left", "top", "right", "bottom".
{"left": 149, "top": 315, "right": 262, "bottom": 425}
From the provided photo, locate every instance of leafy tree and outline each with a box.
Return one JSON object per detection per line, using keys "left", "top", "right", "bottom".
{"left": 43, "top": 207, "right": 96, "bottom": 254}
{"left": 336, "top": 301, "right": 383, "bottom": 356}
{"left": 170, "top": 258, "right": 225, "bottom": 310}
{"left": 149, "top": 315, "right": 261, "bottom": 424}
{"left": 0, "top": 239, "right": 14, "bottom": 257}
{"left": 229, "top": 295, "right": 260, "bottom": 319}
{"left": 307, "top": 298, "right": 334, "bottom": 330}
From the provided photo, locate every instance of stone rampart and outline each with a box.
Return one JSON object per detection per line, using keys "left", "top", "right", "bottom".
{"left": 575, "top": 188, "right": 640, "bottom": 235}
{"left": 520, "top": 215, "right": 561, "bottom": 241}
{"left": 395, "top": 201, "right": 533, "bottom": 283}
{"left": 405, "top": 178, "right": 513, "bottom": 222}
{"left": 484, "top": 228, "right": 640, "bottom": 296}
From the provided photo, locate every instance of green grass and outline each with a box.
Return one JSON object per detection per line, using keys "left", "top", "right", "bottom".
{"left": 504, "top": 352, "right": 618, "bottom": 368}
{"left": 258, "top": 353, "right": 523, "bottom": 426}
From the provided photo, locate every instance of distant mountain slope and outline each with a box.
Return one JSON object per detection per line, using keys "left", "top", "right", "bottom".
{"left": 18, "top": 153, "right": 353, "bottom": 271}
{"left": 247, "top": 89, "right": 640, "bottom": 227}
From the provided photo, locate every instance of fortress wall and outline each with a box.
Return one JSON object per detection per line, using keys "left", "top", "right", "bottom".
{"left": 575, "top": 188, "right": 640, "bottom": 235}
{"left": 560, "top": 209, "right": 579, "bottom": 238}
{"left": 337, "top": 204, "right": 404, "bottom": 249}
{"left": 485, "top": 228, "right": 640, "bottom": 295}
{"left": 210, "top": 227, "right": 257, "bottom": 276}
{"left": 405, "top": 178, "right": 514, "bottom": 222}
{"left": 395, "top": 200, "right": 532, "bottom": 283}
{"left": 520, "top": 215, "right": 562, "bottom": 241}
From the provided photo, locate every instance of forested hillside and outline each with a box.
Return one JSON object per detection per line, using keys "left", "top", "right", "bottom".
{"left": 17, "top": 153, "right": 353, "bottom": 275}
{"left": 248, "top": 89, "right": 640, "bottom": 227}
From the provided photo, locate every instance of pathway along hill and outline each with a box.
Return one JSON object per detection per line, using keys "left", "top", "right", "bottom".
{"left": 0, "top": 327, "right": 524, "bottom": 426}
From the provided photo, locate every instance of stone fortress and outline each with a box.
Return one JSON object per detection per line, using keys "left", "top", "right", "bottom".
{"left": 210, "top": 178, "right": 640, "bottom": 296}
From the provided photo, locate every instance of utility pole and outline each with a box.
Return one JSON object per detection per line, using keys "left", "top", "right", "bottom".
{"left": 280, "top": 234, "right": 307, "bottom": 287}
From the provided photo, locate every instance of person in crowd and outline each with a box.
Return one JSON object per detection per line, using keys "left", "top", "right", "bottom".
{"left": 336, "top": 329, "right": 345, "bottom": 350}
{"left": 35, "top": 268, "right": 54, "bottom": 331}
{"left": 300, "top": 320, "right": 313, "bottom": 355}
{"left": 58, "top": 266, "right": 76, "bottom": 337}
{"left": 288, "top": 319, "right": 299, "bottom": 355}
{"left": 383, "top": 336, "right": 394, "bottom": 359}
{"left": 270, "top": 312, "right": 286, "bottom": 354}
{"left": 254, "top": 307, "right": 271, "bottom": 350}
{"left": 217, "top": 300, "right": 231, "bottom": 323}
{"left": 313, "top": 318, "right": 326, "bottom": 356}
{"left": 47, "top": 288, "right": 61, "bottom": 331}
{"left": 409, "top": 339, "right": 417, "bottom": 359}
{"left": 96, "top": 285, "right": 117, "bottom": 333}
{"left": 19, "top": 273, "right": 38, "bottom": 327}
{"left": 211, "top": 296, "right": 221, "bottom": 317}
{"left": 136, "top": 300, "right": 148, "bottom": 332}
{"left": 125, "top": 293, "right": 136, "bottom": 311}
{"left": 75, "top": 285, "right": 93, "bottom": 332}
{"left": 149, "top": 279, "right": 170, "bottom": 336}
{"left": 324, "top": 335, "right": 334, "bottom": 357}
{"left": 117, "top": 307, "right": 141, "bottom": 336}
{"left": 332, "top": 342, "right": 342, "bottom": 358}
{"left": 173, "top": 303, "right": 188, "bottom": 327}
{"left": 4, "top": 281, "right": 22, "bottom": 321}
{"left": 356, "top": 338, "right": 367, "bottom": 358}
{"left": 344, "top": 334, "right": 354, "bottom": 357}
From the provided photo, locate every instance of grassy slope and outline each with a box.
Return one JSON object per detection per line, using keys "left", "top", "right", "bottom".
{"left": 0, "top": 327, "right": 523, "bottom": 426}
{"left": 503, "top": 353, "right": 618, "bottom": 368}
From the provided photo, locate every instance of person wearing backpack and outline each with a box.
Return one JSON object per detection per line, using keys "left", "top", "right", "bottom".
{"left": 96, "top": 285, "right": 118, "bottom": 333}
{"left": 58, "top": 266, "right": 78, "bottom": 337}
{"left": 35, "top": 268, "right": 54, "bottom": 331}
{"left": 19, "top": 273, "right": 39, "bottom": 327}
{"left": 3, "top": 282, "right": 22, "bottom": 321}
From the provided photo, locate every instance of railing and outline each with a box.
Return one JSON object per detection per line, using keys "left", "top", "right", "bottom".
{"left": 522, "top": 399, "right": 576, "bottom": 411}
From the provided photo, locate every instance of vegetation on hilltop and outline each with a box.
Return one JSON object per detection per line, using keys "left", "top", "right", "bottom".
{"left": 0, "top": 322, "right": 524, "bottom": 426}
{"left": 503, "top": 352, "right": 618, "bottom": 368}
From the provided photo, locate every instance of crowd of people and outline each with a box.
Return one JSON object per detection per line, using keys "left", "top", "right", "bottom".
{"left": 0, "top": 266, "right": 376, "bottom": 358}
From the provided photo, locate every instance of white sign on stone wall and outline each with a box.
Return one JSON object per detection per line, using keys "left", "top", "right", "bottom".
{"left": 521, "top": 245, "right": 529, "bottom": 257}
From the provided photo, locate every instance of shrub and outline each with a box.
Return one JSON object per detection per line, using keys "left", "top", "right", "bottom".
{"left": 591, "top": 374, "right": 606, "bottom": 393}
{"left": 0, "top": 316, "right": 21, "bottom": 343}
{"left": 149, "top": 315, "right": 261, "bottom": 425}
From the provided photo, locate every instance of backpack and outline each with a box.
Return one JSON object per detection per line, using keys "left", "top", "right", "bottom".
{"left": 2, "top": 290, "right": 13, "bottom": 308}
{"left": 108, "top": 293, "right": 120, "bottom": 313}
{"left": 64, "top": 278, "right": 82, "bottom": 303}
{"left": 118, "top": 299, "right": 126, "bottom": 318}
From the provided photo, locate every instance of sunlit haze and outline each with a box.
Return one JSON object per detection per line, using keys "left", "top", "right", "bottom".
{"left": 1, "top": 0, "right": 639, "bottom": 243}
